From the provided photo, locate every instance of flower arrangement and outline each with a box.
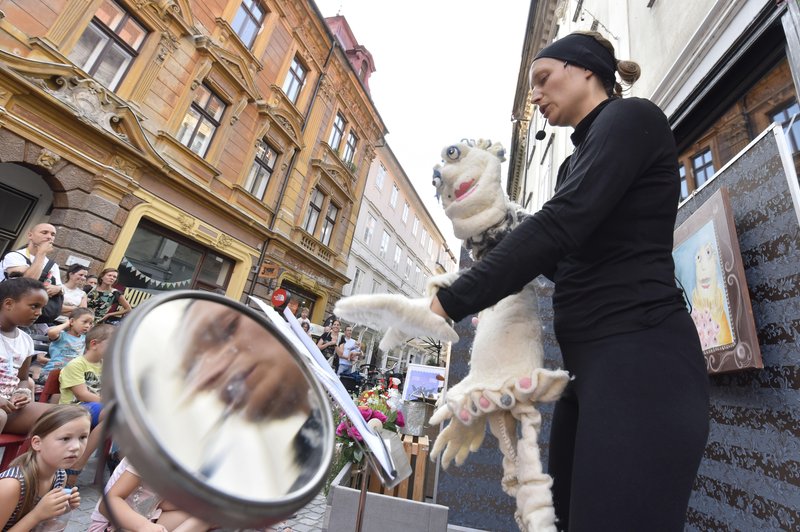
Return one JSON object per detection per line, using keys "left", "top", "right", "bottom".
{"left": 335, "top": 384, "right": 405, "bottom": 464}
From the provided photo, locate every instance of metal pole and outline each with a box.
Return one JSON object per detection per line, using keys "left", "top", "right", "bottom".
{"left": 354, "top": 464, "right": 370, "bottom": 532}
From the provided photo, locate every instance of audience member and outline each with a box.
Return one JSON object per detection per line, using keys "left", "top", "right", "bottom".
{"left": 58, "top": 264, "right": 89, "bottom": 322}
{"left": 40, "top": 308, "right": 94, "bottom": 386}
{"left": 86, "top": 268, "right": 131, "bottom": 324}
{"left": 83, "top": 275, "right": 98, "bottom": 294}
{"left": 336, "top": 325, "right": 361, "bottom": 376}
{"left": 297, "top": 307, "right": 311, "bottom": 327}
{"left": 316, "top": 319, "right": 340, "bottom": 370}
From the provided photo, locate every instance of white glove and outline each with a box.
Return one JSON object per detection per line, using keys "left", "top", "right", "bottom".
{"left": 335, "top": 294, "right": 458, "bottom": 349}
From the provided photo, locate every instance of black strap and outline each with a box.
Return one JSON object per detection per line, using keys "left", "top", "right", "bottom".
{"left": 38, "top": 258, "right": 56, "bottom": 283}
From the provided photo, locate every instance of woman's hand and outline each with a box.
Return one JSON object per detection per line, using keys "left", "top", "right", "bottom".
{"left": 0, "top": 398, "right": 17, "bottom": 414}
{"left": 11, "top": 392, "right": 30, "bottom": 410}
{"left": 32, "top": 488, "right": 70, "bottom": 521}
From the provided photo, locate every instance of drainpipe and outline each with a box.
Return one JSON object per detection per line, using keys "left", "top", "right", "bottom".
{"left": 246, "top": 40, "right": 338, "bottom": 299}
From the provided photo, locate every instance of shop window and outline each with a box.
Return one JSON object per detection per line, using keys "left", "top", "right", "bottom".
{"left": 177, "top": 84, "right": 226, "bottom": 157}
{"left": 302, "top": 188, "right": 324, "bottom": 234}
{"left": 280, "top": 280, "right": 318, "bottom": 318}
{"left": 243, "top": 140, "right": 278, "bottom": 199}
{"left": 692, "top": 148, "right": 715, "bottom": 189}
{"left": 118, "top": 222, "right": 234, "bottom": 298}
{"left": 771, "top": 100, "right": 800, "bottom": 154}
{"left": 329, "top": 113, "right": 345, "bottom": 151}
{"left": 69, "top": 0, "right": 147, "bottom": 91}
{"left": 232, "top": 0, "right": 266, "bottom": 49}
{"left": 343, "top": 131, "right": 358, "bottom": 164}
{"left": 282, "top": 56, "right": 307, "bottom": 104}
{"left": 320, "top": 202, "right": 338, "bottom": 246}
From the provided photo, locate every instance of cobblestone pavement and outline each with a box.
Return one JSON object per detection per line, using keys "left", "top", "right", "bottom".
{"left": 65, "top": 455, "right": 328, "bottom": 531}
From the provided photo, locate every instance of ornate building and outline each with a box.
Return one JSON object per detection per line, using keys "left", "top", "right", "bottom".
{"left": 0, "top": 0, "right": 386, "bottom": 322}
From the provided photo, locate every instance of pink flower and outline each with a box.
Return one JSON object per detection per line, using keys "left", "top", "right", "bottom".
{"left": 358, "top": 407, "right": 373, "bottom": 421}
{"left": 372, "top": 410, "right": 387, "bottom": 423}
{"left": 336, "top": 422, "right": 348, "bottom": 437}
{"left": 347, "top": 425, "right": 363, "bottom": 441}
{"left": 395, "top": 410, "right": 405, "bottom": 427}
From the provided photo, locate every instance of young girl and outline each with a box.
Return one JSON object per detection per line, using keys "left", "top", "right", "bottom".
{"left": 86, "top": 269, "right": 131, "bottom": 325}
{"left": 0, "top": 405, "right": 87, "bottom": 531}
{"left": 90, "top": 458, "right": 210, "bottom": 532}
{"left": 0, "top": 278, "right": 54, "bottom": 434}
{"left": 40, "top": 308, "right": 94, "bottom": 384}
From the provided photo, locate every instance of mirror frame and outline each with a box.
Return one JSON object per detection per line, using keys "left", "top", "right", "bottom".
{"left": 104, "top": 290, "right": 335, "bottom": 528}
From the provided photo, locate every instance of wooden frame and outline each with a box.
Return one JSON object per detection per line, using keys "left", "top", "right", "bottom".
{"left": 673, "top": 187, "right": 763, "bottom": 374}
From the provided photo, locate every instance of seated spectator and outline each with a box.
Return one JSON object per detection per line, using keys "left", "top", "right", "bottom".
{"left": 39, "top": 308, "right": 94, "bottom": 386}
{"left": 0, "top": 278, "right": 54, "bottom": 435}
{"left": 90, "top": 457, "right": 211, "bottom": 532}
{"left": 87, "top": 268, "right": 131, "bottom": 325}
{"left": 59, "top": 324, "right": 114, "bottom": 486}
{"left": 58, "top": 263, "right": 89, "bottom": 322}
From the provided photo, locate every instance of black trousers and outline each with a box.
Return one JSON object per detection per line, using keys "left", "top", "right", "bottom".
{"left": 548, "top": 310, "right": 710, "bottom": 532}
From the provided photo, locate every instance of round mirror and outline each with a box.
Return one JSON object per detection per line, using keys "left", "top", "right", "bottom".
{"left": 105, "top": 291, "right": 333, "bottom": 528}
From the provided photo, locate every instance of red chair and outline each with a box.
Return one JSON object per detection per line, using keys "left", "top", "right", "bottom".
{"left": 0, "top": 434, "right": 28, "bottom": 471}
{"left": 39, "top": 369, "right": 61, "bottom": 404}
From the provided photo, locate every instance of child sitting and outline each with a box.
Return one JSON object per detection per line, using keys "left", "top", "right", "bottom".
{"left": 58, "top": 324, "right": 114, "bottom": 486}
{"left": 40, "top": 308, "right": 94, "bottom": 384}
{"left": 89, "top": 457, "right": 211, "bottom": 532}
{"left": 0, "top": 405, "right": 88, "bottom": 531}
{"left": 0, "top": 278, "right": 55, "bottom": 435}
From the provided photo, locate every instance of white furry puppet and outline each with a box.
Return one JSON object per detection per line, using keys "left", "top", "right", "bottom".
{"left": 335, "top": 139, "right": 570, "bottom": 532}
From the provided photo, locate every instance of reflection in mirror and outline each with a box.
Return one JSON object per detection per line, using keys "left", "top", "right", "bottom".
{"left": 109, "top": 293, "right": 332, "bottom": 528}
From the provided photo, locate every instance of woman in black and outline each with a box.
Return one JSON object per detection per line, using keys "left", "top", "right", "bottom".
{"left": 431, "top": 32, "right": 709, "bottom": 530}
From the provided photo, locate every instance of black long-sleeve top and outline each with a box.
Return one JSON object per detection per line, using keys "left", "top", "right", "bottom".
{"left": 437, "top": 97, "right": 687, "bottom": 342}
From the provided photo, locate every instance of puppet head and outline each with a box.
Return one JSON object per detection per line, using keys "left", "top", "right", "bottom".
{"left": 432, "top": 139, "right": 508, "bottom": 239}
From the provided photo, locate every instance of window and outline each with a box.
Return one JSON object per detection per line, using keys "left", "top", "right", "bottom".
{"left": 231, "top": 0, "right": 266, "bottom": 48}
{"left": 405, "top": 257, "right": 413, "bottom": 279}
{"left": 393, "top": 245, "right": 402, "bottom": 269}
{"left": 177, "top": 84, "right": 226, "bottom": 157}
{"left": 402, "top": 202, "right": 409, "bottom": 223}
{"left": 692, "top": 149, "right": 715, "bottom": 189}
{"left": 379, "top": 231, "right": 390, "bottom": 259}
{"left": 352, "top": 267, "right": 363, "bottom": 293}
{"left": 412, "top": 216, "right": 419, "bottom": 236}
{"left": 427, "top": 237, "right": 433, "bottom": 256}
{"left": 302, "top": 188, "right": 324, "bottom": 234}
{"left": 415, "top": 265, "right": 421, "bottom": 287}
{"left": 320, "top": 202, "right": 338, "bottom": 246}
{"left": 243, "top": 140, "right": 278, "bottom": 199}
{"left": 678, "top": 164, "right": 688, "bottom": 201}
{"left": 329, "top": 113, "right": 346, "bottom": 151}
{"left": 372, "top": 279, "right": 381, "bottom": 293}
{"left": 363, "top": 215, "right": 375, "bottom": 244}
{"left": 421, "top": 228, "right": 428, "bottom": 246}
{"left": 772, "top": 100, "right": 800, "bottom": 154}
{"left": 375, "top": 164, "right": 386, "bottom": 189}
{"left": 390, "top": 183, "right": 398, "bottom": 208}
{"left": 69, "top": 0, "right": 147, "bottom": 91}
{"left": 118, "top": 221, "right": 234, "bottom": 296}
{"left": 282, "top": 56, "right": 307, "bottom": 104}
{"left": 343, "top": 131, "right": 358, "bottom": 164}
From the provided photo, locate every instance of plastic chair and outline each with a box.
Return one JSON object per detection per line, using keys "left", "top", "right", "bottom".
{"left": 38, "top": 369, "right": 61, "bottom": 404}
{"left": 0, "top": 434, "right": 28, "bottom": 471}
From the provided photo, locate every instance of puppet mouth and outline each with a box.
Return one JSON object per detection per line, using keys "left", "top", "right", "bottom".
{"left": 454, "top": 179, "right": 477, "bottom": 201}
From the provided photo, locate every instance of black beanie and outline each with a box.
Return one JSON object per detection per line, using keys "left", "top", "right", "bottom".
{"left": 534, "top": 33, "right": 617, "bottom": 85}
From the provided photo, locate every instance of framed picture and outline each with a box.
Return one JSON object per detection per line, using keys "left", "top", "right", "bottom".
{"left": 402, "top": 363, "right": 446, "bottom": 402}
{"left": 673, "top": 187, "right": 763, "bottom": 374}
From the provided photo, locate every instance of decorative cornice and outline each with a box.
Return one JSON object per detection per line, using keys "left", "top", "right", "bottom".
{"left": 36, "top": 148, "right": 61, "bottom": 169}
{"left": 194, "top": 35, "right": 261, "bottom": 101}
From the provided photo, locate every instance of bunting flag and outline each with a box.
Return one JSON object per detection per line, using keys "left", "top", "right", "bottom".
{"left": 120, "top": 257, "right": 192, "bottom": 289}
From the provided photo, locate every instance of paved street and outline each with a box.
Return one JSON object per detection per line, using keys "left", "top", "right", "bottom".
{"left": 66, "top": 454, "right": 328, "bottom": 531}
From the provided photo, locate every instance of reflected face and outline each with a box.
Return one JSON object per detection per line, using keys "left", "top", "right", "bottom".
{"left": 181, "top": 301, "right": 311, "bottom": 420}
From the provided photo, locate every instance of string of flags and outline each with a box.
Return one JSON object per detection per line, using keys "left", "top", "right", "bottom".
{"left": 120, "top": 256, "right": 192, "bottom": 289}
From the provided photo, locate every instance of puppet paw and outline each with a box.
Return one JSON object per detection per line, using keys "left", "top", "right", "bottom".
{"left": 430, "top": 417, "right": 487, "bottom": 469}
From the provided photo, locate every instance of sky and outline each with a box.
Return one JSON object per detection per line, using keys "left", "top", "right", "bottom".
{"left": 312, "top": 0, "right": 531, "bottom": 258}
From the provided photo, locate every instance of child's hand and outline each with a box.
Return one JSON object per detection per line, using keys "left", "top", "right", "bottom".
{"left": 33, "top": 487, "right": 70, "bottom": 521}
{"left": 139, "top": 523, "right": 168, "bottom": 532}
{"left": 0, "top": 397, "right": 18, "bottom": 413}
{"left": 66, "top": 487, "right": 80, "bottom": 509}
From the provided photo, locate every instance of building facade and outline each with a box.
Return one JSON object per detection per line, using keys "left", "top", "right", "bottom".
{"left": 0, "top": 0, "right": 386, "bottom": 322}
{"left": 342, "top": 143, "right": 457, "bottom": 370}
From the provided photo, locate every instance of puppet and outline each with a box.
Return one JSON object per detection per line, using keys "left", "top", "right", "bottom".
{"left": 335, "top": 139, "right": 570, "bottom": 531}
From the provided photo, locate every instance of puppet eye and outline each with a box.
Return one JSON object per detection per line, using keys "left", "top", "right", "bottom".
{"left": 446, "top": 146, "right": 460, "bottom": 160}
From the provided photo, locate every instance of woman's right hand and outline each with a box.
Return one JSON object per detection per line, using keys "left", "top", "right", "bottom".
{"left": 33, "top": 488, "right": 69, "bottom": 521}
